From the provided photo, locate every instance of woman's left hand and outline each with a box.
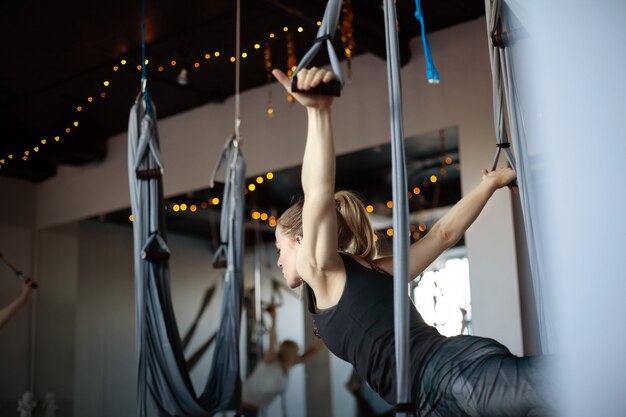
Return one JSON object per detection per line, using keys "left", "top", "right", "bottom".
{"left": 272, "top": 67, "right": 336, "bottom": 110}
{"left": 481, "top": 167, "right": 517, "bottom": 190}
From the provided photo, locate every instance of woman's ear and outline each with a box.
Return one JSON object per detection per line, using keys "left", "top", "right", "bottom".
{"left": 296, "top": 235, "right": 303, "bottom": 245}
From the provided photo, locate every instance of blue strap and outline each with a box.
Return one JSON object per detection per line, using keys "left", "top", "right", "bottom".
{"left": 413, "top": 0, "right": 440, "bottom": 84}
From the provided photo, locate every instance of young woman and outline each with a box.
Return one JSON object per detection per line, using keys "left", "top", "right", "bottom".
{"left": 271, "top": 67, "right": 553, "bottom": 417}
{"left": 241, "top": 305, "right": 324, "bottom": 416}
{"left": 0, "top": 277, "right": 36, "bottom": 329}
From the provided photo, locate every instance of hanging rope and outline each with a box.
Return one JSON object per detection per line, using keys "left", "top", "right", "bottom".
{"left": 413, "top": 0, "right": 439, "bottom": 84}
{"left": 383, "top": 0, "right": 413, "bottom": 415}
{"left": 290, "top": 0, "right": 344, "bottom": 96}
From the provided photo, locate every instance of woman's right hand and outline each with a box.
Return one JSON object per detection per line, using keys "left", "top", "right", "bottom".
{"left": 20, "top": 277, "right": 36, "bottom": 300}
{"left": 272, "top": 68, "right": 336, "bottom": 110}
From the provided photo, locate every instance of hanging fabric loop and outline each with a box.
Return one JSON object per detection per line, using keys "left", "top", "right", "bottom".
{"left": 290, "top": 0, "right": 344, "bottom": 96}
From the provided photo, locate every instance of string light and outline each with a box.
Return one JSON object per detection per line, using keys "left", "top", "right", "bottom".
{"left": 366, "top": 205, "right": 374, "bottom": 213}
{"left": 266, "top": 172, "right": 274, "bottom": 180}
{"left": 2, "top": 23, "right": 314, "bottom": 168}
{"left": 430, "top": 175, "right": 438, "bottom": 183}
{"left": 413, "top": 187, "right": 421, "bottom": 195}
{"left": 190, "top": 204, "right": 197, "bottom": 212}
{"left": 180, "top": 203, "right": 188, "bottom": 211}
{"left": 129, "top": 214, "right": 134, "bottom": 222}
{"left": 260, "top": 213, "right": 268, "bottom": 221}
{"left": 386, "top": 200, "right": 393, "bottom": 209}
{"left": 248, "top": 184, "right": 256, "bottom": 192}
{"left": 252, "top": 211, "right": 261, "bottom": 220}
{"left": 386, "top": 228, "right": 393, "bottom": 237}
{"left": 256, "top": 176, "right": 264, "bottom": 184}
{"left": 211, "top": 197, "right": 220, "bottom": 205}
{"left": 173, "top": 204, "right": 180, "bottom": 212}
{"left": 418, "top": 224, "right": 427, "bottom": 232}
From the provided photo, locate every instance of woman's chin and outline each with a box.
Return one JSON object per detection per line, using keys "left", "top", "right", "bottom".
{"left": 288, "top": 279, "right": 303, "bottom": 289}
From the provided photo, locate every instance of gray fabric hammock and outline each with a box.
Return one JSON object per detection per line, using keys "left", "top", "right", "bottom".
{"left": 484, "top": 0, "right": 553, "bottom": 353}
{"left": 128, "top": 95, "right": 245, "bottom": 417}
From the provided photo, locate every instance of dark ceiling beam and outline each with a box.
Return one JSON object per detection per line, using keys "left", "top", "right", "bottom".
{"left": 263, "top": 0, "right": 412, "bottom": 66}
{"left": 0, "top": 160, "right": 57, "bottom": 183}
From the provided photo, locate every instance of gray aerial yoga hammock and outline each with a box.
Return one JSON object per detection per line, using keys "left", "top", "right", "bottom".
{"left": 484, "top": 0, "right": 553, "bottom": 353}
{"left": 128, "top": 95, "right": 245, "bottom": 417}
{"left": 128, "top": 0, "right": 246, "bottom": 413}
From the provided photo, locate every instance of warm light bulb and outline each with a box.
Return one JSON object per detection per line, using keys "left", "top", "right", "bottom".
{"left": 266, "top": 172, "right": 274, "bottom": 180}
{"left": 100, "top": 92, "right": 106, "bottom": 98}
{"left": 230, "top": 57, "right": 236, "bottom": 62}
{"left": 129, "top": 214, "right": 134, "bottom": 222}
{"left": 386, "top": 200, "right": 393, "bottom": 209}
{"left": 248, "top": 184, "right": 256, "bottom": 191}
{"left": 8, "top": 155, "right": 13, "bottom": 159}
{"left": 77, "top": 106, "right": 82, "bottom": 111}
{"left": 144, "top": 59, "right": 149, "bottom": 65}
{"left": 201, "top": 202, "right": 208, "bottom": 209}
{"left": 34, "top": 147, "right": 39, "bottom": 152}
{"left": 269, "top": 218, "right": 277, "bottom": 227}
{"left": 41, "top": 139, "right": 46, "bottom": 144}
{"left": 419, "top": 224, "right": 426, "bottom": 232}
{"left": 65, "top": 128, "right": 71, "bottom": 133}
{"left": 386, "top": 228, "right": 393, "bottom": 237}
{"left": 430, "top": 175, "right": 437, "bottom": 183}
{"left": 298, "top": 27, "right": 303, "bottom": 32}
{"left": 252, "top": 211, "right": 261, "bottom": 220}
{"left": 283, "top": 26, "right": 288, "bottom": 32}
{"left": 190, "top": 204, "right": 197, "bottom": 212}
{"left": 54, "top": 136, "right": 60, "bottom": 141}
{"left": 269, "top": 33, "right": 275, "bottom": 38}
{"left": 366, "top": 205, "right": 374, "bottom": 213}
{"left": 205, "top": 53, "right": 210, "bottom": 59}
{"left": 316, "top": 21, "right": 321, "bottom": 26}
{"left": 256, "top": 176, "right": 263, "bottom": 184}
{"left": 171, "top": 60, "right": 177, "bottom": 66}
{"left": 254, "top": 44, "right": 260, "bottom": 49}
{"left": 212, "top": 197, "right": 220, "bottom": 205}
{"left": 260, "top": 213, "right": 268, "bottom": 221}
{"left": 194, "top": 62, "right": 200, "bottom": 68}
{"left": 121, "top": 59, "right": 127, "bottom": 65}
{"left": 214, "top": 51, "right": 220, "bottom": 57}
{"left": 103, "top": 81, "right": 110, "bottom": 87}
{"left": 24, "top": 151, "right": 29, "bottom": 156}
{"left": 241, "top": 52, "right": 247, "bottom": 58}
{"left": 73, "top": 121, "right": 79, "bottom": 127}
{"left": 173, "top": 204, "right": 180, "bottom": 212}
{"left": 113, "top": 66, "right": 119, "bottom": 71}
{"left": 158, "top": 66, "right": 164, "bottom": 72}
{"left": 136, "top": 65, "right": 142, "bottom": 70}
{"left": 180, "top": 203, "right": 187, "bottom": 211}
{"left": 88, "top": 97, "right": 93, "bottom": 102}
{"left": 413, "top": 186, "right": 421, "bottom": 195}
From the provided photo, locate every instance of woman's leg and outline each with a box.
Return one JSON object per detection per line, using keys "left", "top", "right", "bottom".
{"left": 416, "top": 336, "right": 554, "bottom": 417}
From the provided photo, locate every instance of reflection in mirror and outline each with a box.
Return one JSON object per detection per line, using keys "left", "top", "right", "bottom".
{"left": 23, "top": 127, "right": 466, "bottom": 417}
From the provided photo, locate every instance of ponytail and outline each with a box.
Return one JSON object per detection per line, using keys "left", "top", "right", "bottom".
{"left": 277, "top": 191, "right": 378, "bottom": 261}
{"left": 334, "top": 191, "right": 378, "bottom": 261}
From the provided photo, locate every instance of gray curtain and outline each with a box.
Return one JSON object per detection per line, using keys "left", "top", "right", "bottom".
{"left": 484, "top": 0, "right": 553, "bottom": 353}
{"left": 128, "top": 95, "right": 245, "bottom": 416}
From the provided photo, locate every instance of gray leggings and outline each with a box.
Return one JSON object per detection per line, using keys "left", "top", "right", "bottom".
{"left": 416, "top": 336, "right": 554, "bottom": 417}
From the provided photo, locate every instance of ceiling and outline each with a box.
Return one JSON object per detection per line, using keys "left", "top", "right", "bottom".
{"left": 0, "top": 0, "right": 484, "bottom": 182}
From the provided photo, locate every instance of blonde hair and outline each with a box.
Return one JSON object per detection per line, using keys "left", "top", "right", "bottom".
{"left": 277, "top": 190, "right": 378, "bottom": 261}
{"left": 277, "top": 340, "right": 299, "bottom": 362}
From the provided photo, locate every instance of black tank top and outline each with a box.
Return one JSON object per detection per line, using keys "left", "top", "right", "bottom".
{"left": 305, "top": 252, "right": 445, "bottom": 404}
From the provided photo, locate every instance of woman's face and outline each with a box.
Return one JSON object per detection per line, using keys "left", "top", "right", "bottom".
{"left": 275, "top": 226, "right": 303, "bottom": 288}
